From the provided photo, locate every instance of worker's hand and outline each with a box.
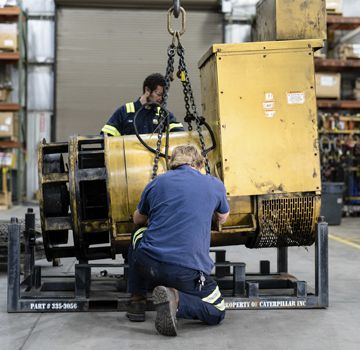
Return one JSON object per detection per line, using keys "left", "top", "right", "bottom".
{"left": 133, "top": 209, "right": 148, "bottom": 225}
{"left": 214, "top": 211, "right": 229, "bottom": 225}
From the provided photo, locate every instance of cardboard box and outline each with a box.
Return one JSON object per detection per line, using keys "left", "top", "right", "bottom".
{"left": 0, "top": 88, "right": 10, "bottom": 102}
{"left": 326, "top": 0, "right": 342, "bottom": 14}
{"left": 338, "top": 44, "right": 360, "bottom": 60}
{"left": 255, "top": 0, "right": 326, "bottom": 41}
{"left": 0, "top": 151, "right": 16, "bottom": 168}
{"left": 0, "top": 191, "right": 12, "bottom": 210}
{"left": 315, "top": 73, "right": 341, "bottom": 99}
{"left": 0, "top": 23, "right": 17, "bottom": 52}
{"left": 353, "top": 89, "right": 360, "bottom": 101}
{"left": 0, "top": 112, "right": 18, "bottom": 139}
{"left": 355, "top": 78, "right": 360, "bottom": 90}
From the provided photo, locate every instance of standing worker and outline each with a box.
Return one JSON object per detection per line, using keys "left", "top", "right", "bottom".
{"left": 127, "top": 144, "right": 230, "bottom": 336}
{"left": 101, "top": 73, "right": 184, "bottom": 136}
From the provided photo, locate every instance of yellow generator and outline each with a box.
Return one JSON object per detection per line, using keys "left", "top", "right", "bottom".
{"left": 38, "top": 39, "right": 322, "bottom": 262}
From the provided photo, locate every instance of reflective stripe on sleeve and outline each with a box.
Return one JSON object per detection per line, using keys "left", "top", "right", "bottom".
{"left": 126, "top": 102, "right": 135, "bottom": 113}
{"left": 101, "top": 124, "right": 121, "bottom": 136}
{"left": 132, "top": 227, "right": 147, "bottom": 249}
{"left": 213, "top": 299, "right": 225, "bottom": 311}
{"left": 169, "top": 122, "right": 184, "bottom": 131}
{"left": 201, "top": 286, "right": 221, "bottom": 304}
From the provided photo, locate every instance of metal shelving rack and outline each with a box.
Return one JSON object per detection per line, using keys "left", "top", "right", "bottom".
{"left": 316, "top": 15, "right": 360, "bottom": 213}
{"left": 0, "top": 4, "right": 27, "bottom": 203}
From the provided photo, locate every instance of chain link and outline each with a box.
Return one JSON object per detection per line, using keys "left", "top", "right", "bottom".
{"left": 152, "top": 30, "right": 211, "bottom": 178}
{"left": 177, "top": 43, "right": 210, "bottom": 174}
{"left": 152, "top": 44, "right": 176, "bottom": 179}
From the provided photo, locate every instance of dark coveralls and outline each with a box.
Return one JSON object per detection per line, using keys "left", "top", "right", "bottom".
{"left": 128, "top": 165, "right": 230, "bottom": 325}
{"left": 101, "top": 99, "right": 184, "bottom": 136}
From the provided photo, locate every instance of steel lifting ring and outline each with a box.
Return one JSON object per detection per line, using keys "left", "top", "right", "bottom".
{"left": 168, "top": 6, "right": 186, "bottom": 36}
{"left": 173, "top": 0, "right": 180, "bottom": 18}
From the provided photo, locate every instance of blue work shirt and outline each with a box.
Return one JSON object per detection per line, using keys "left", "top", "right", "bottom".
{"left": 137, "top": 165, "right": 229, "bottom": 275}
{"left": 101, "top": 98, "right": 184, "bottom": 136}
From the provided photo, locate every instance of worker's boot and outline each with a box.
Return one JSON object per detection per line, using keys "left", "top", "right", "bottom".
{"left": 152, "top": 286, "right": 179, "bottom": 336}
{"left": 126, "top": 294, "right": 147, "bottom": 322}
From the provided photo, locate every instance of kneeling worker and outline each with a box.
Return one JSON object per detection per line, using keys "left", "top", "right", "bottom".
{"left": 127, "top": 144, "right": 230, "bottom": 336}
{"left": 101, "top": 73, "right": 184, "bottom": 136}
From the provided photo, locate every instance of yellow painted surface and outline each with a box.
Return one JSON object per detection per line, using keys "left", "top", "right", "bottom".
{"left": 199, "top": 40, "right": 322, "bottom": 197}
{"left": 105, "top": 132, "right": 213, "bottom": 237}
{"left": 255, "top": 0, "right": 327, "bottom": 41}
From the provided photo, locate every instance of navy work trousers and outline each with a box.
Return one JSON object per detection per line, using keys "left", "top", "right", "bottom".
{"left": 128, "top": 245, "right": 225, "bottom": 325}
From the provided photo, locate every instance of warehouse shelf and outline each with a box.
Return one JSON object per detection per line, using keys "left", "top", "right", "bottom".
{"left": 317, "top": 100, "right": 360, "bottom": 109}
{"left": 0, "top": 52, "right": 20, "bottom": 61}
{"left": 327, "top": 15, "right": 360, "bottom": 30}
{"left": 0, "top": 141, "right": 21, "bottom": 149}
{"left": 0, "top": 103, "right": 21, "bottom": 111}
{"left": 0, "top": 6, "right": 21, "bottom": 21}
{"left": 319, "top": 129, "right": 360, "bottom": 134}
{"left": 0, "top": 5, "right": 27, "bottom": 203}
{"left": 315, "top": 58, "right": 360, "bottom": 72}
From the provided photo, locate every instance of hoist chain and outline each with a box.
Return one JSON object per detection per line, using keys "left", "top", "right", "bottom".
{"left": 152, "top": 44, "right": 176, "bottom": 179}
{"left": 152, "top": 5, "right": 211, "bottom": 178}
{"left": 177, "top": 43, "right": 210, "bottom": 174}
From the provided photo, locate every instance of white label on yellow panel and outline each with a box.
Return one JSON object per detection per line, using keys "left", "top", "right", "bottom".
{"left": 264, "top": 110, "right": 276, "bottom": 118}
{"left": 265, "top": 92, "right": 273, "bottom": 101}
{"left": 263, "top": 102, "right": 274, "bottom": 110}
{"left": 287, "top": 92, "right": 305, "bottom": 104}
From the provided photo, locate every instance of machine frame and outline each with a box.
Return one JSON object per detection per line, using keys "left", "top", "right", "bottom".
{"left": 7, "top": 209, "right": 328, "bottom": 312}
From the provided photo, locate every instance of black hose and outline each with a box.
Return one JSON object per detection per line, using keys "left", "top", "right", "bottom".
{"left": 133, "top": 103, "right": 217, "bottom": 158}
{"left": 133, "top": 102, "right": 169, "bottom": 158}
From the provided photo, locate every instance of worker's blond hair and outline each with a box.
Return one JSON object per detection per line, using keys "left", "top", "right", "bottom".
{"left": 169, "top": 144, "right": 205, "bottom": 170}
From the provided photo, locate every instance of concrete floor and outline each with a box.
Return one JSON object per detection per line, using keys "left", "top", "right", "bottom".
{"left": 0, "top": 206, "right": 359, "bottom": 350}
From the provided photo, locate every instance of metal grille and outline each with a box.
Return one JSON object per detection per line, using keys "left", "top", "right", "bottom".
{"left": 255, "top": 195, "right": 317, "bottom": 248}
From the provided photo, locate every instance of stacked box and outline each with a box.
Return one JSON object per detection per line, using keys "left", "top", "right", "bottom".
{"left": 0, "top": 112, "right": 18, "bottom": 139}
{"left": 0, "top": 88, "right": 10, "bottom": 102}
{"left": 315, "top": 73, "right": 341, "bottom": 99}
{"left": 326, "top": 0, "right": 343, "bottom": 15}
{"left": 0, "top": 23, "right": 17, "bottom": 52}
{"left": 0, "top": 151, "right": 16, "bottom": 168}
{"left": 255, "top": 0, "right": 326, "bottom": 41}
{"left": 338, "top": 44, "right": 360, "bottom": 60}
{"left": 0, "top": 191, "right": 12, "bottom": 210}
{"left": 354, "top": 78, "right": 360, "bottom": 101}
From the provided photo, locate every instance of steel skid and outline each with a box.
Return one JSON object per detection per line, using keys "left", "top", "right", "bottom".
{"left": 7, "top": 209, "right": 328, "bottom": 313}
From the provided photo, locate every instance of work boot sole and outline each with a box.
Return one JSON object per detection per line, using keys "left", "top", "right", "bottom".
{"left": 152, "top": 286, "right": 177, "bottom": 336}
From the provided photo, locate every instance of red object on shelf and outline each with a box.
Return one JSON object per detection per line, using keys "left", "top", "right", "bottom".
{"left": 0, "top": 141, "right": 21, "bottom": 149}
{"left": 0, "top": 103, "right": 21, "bottom": 111}
{"left": 317, "top": 100, "right": 360, "bottom": 109}
{"left": 0, "top": 52, "right": 20, "bottom": 61}
{"left": 327, "top": 15, "right": 360, "bottom": 30}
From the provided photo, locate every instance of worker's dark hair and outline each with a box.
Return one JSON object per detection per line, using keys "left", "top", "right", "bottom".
{"left": 143, "top": 73, "right": 166, "bottom": 93}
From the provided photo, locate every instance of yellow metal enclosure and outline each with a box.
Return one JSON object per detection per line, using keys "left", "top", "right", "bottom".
{"left": 199, "top": 40, "right": 322, "bottom": 196}
{"left": 254, "top": 0, "right": 327, "bottom": 42}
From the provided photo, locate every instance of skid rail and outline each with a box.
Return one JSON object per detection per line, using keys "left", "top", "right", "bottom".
{"left": 7, "top": 209, "right": 328, "bottom": 312}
